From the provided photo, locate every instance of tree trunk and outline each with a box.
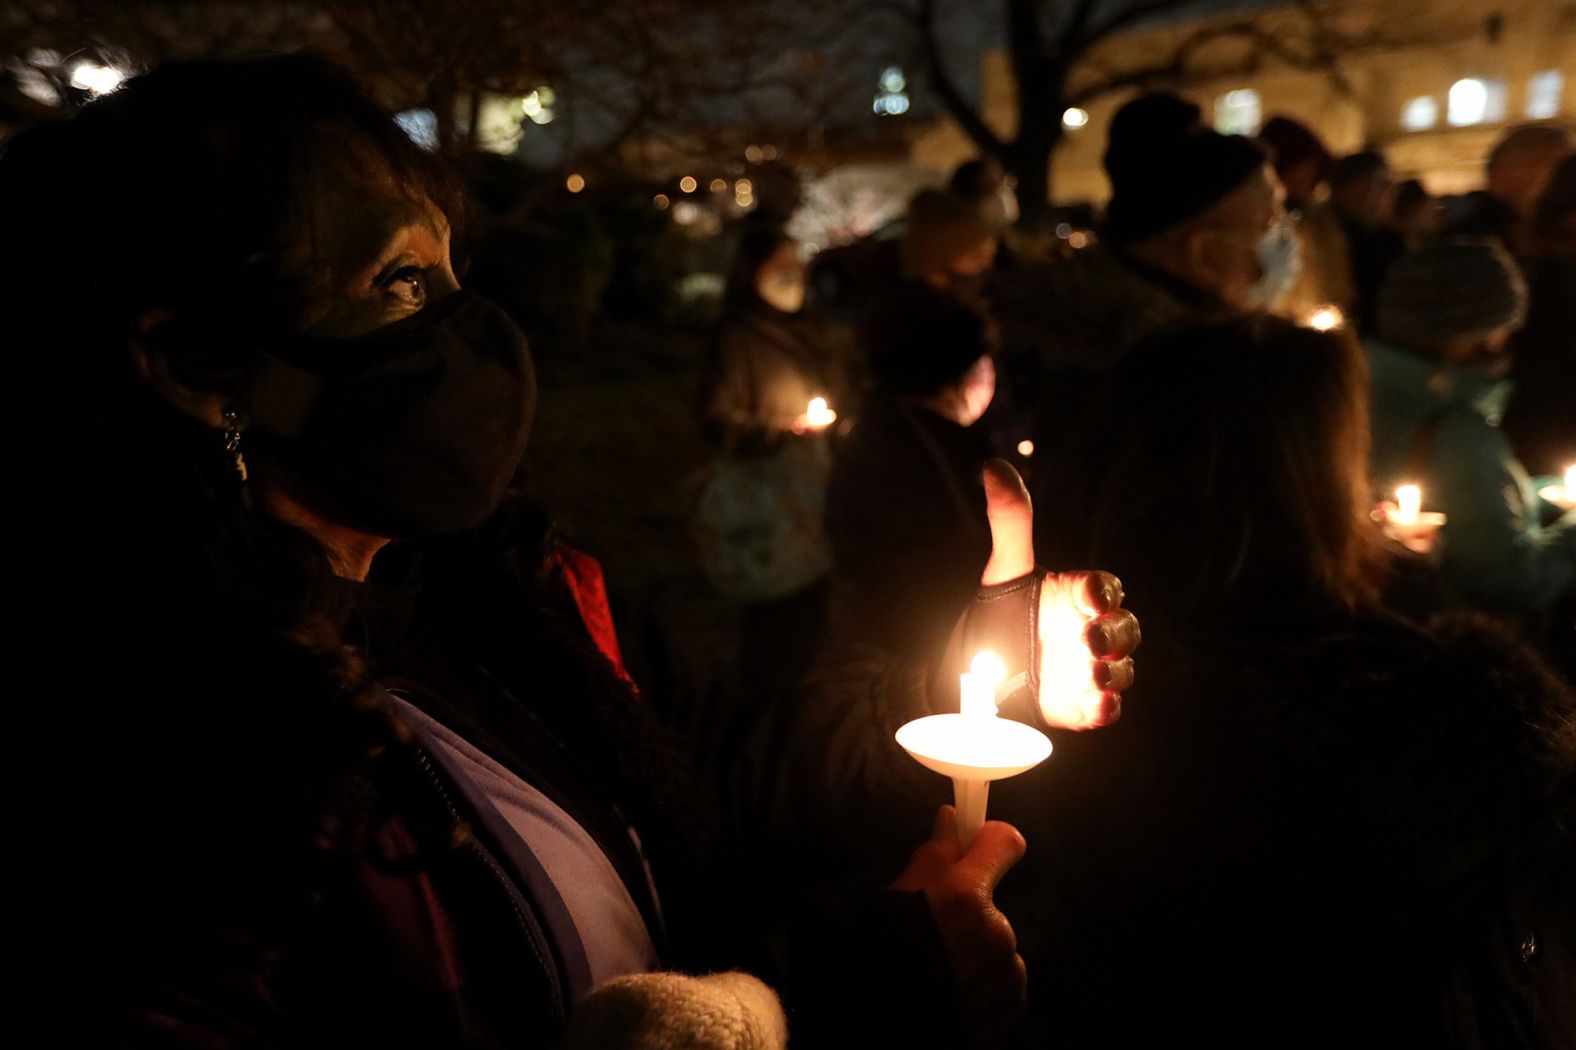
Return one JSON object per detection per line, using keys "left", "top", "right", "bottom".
{"left": 1010, "top": 104, "right": 1064, "bottom": 226}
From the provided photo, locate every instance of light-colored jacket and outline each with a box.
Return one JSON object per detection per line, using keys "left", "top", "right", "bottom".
{"left": 1367, "top": 338, "right": 1575, "bottom": 615}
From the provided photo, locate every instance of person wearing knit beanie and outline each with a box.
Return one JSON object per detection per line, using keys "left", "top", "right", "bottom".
{"left": 1099, "top": 116, "right": 1292, "bottom": 311}
{"left": 1102, "top": 92, "right": 1203, "bottom": 188}
{"left": 1366, "top": 237, "right": 1571, "bottom": 618}
{"left": 1377, "top": 238, "right": 1527, "bottom": 358}
{"left": 1105, "top": 126, "right": 1270, "bottom": 247}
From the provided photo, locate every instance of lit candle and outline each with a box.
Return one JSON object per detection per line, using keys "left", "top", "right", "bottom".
{"left": 960, "top": 651, "right": 1004, "bottom": 725}
{"left": 1306, "top": 305, "right": 1343, "bottom": 332}
{"left": 805, "top": 396, "right": 837, "bottom": 429}
{"left": 896, "top": 650, "right": 1052, "bottom": 850}
{"left": 1395, "top": 483, "right": 1422, "bottom": 526}
{"left": 793, "top": 396, "right": 837, "bottom": 434}
{"left": 1538, "top": 464, "right": 1576, "bottom": 510}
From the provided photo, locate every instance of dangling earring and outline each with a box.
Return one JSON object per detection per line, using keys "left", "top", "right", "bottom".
{"left": 222, "top": 407, "right": 249, "bottom": 483}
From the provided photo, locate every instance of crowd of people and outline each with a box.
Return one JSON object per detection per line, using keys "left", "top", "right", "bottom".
{"left": 8, "top": 53, "right": 1572, "bottom": 1049}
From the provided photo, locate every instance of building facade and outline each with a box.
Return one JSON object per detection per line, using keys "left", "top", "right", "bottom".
{"left": 913, "top": 0, "right": 1575, "bottom": 205}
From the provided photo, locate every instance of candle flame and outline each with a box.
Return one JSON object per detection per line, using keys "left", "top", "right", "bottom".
{"left": 803, "top": 396, "right": 837, "bottom": 430}
{"left": 1306, "top": 305, "right": 1343, "bottom": 332}
{"left": 1395, "top": 483, "right": 1422, "bottom": 525}
{"left": 970, "top": 651, "right": 1007, "bottom": 687}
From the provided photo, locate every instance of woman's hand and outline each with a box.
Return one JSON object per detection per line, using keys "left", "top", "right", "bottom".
{"left": 982, "top": 459, "right": 1139, "bottom": 729}
{"left": 890, "top": 806, "right": 1027, "bottom": 1046}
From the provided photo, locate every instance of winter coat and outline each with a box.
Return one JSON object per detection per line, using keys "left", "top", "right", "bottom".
{"left": 1503, "top": 256, "right": 1576, "bottom": 477}
{"left": 988, "top": 242, "right": 1224, "bottom": 380}
{"left": 761, "top": 592, "right": 1576, "bottom": 1047}
{"left": 1367, "top": 338, "right": 1576, "bottom": 616}
{"left": 824, "top": 393, "right": 993, "bottom": 663}
{"left": 1278, "top": 199, "right": 1357, "bottom": 322}
{"left": 1001, "top": 605, "right": 1576, "bottom": 1048}
{"left": 989, "top": 245, "right": 1236, "bottom": 561}
{"left": 702, "top": 307, "right": 846, "bottom": 454}
{"left": 1337, "top": 210, "right": 1407, "bottom": 335}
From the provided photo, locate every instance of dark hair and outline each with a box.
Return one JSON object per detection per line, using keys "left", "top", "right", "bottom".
{"left": 722, "top": 222, "right": 797, "bottom": 312}
{"left": 1393, "top": 178, "right": 1431, "bottom": 213}
{"left": 1103, "top": 91, "right": 1202, "bottom": 182}
{"left": 1258, "top": 115, "right": 1332, "bottom": 182}
{"left": 1488, "top": 122, "right": 1574, "bottom": 173}
{"left": 1077, "top": 314, "right": 1386, "bottom": 618}
{"left": 1530, "top": 152, "right": 1576, "bottom": 256}
{"left": 3, "top": 55, "right": 465, "bottom": 398}
{"left": 862, "top": 282, "right": 992, "bottom": 397}
{"left": 1329, "top": 150, "right": 1390, "bottom": 189}
{"left": 949, "top": 158, "right": 1003, "bottom": 201}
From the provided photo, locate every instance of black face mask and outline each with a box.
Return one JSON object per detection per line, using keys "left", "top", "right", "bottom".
{"left": 247, "top": 290, "right": 536, "bottom": 538}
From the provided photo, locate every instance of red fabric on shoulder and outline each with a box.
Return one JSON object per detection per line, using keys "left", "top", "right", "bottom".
{"left": 554, "top": 547, "right": 633, "bottom": 685}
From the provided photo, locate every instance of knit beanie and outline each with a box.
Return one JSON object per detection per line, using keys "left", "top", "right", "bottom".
{"left": 901, "top": 189, "right": 996, "bottom": 279}
{"left": 1103, "top": 92, "right": 1203, "bottom": 184}
{"left": 1377, "top": 239, "right": 1528, "bottom": 348}
{"left": 1103, "top": 92, "right": 1268, "bottom": 244}
{"left": 863, "top": 282, "right": 992, "bottom": 397}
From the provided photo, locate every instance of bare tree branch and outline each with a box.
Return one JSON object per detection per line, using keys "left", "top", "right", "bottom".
{"left": 916, "top": 0, "right": 1008, "bottom": 158}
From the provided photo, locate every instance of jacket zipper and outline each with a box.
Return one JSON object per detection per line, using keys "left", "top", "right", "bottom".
{"left": 410, "top": 741, "right": 568, "bottom": 1025}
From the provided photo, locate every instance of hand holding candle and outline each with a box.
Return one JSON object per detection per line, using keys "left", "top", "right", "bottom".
{"left": 1374, "top": 481, "right": 1447, "bottom": 555}
{"left": 889, "top": 805, "right": 1028, "bottom": 1038}
{"left": 897, "top": 461, "right": 1139, "bottom": 849}
{"left": 790, "top": 395, "right": 837, "bottom": 434}
{"left": 898, "top": 650, "right": 1050, "bottom": 848}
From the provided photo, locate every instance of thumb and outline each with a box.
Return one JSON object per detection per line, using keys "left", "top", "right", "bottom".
{"left": 927, "top": 803, "right": 964, "bottom": 863}
{"left": 952, "top": 820, "right": 1027, "bottom": 894}
{"left": 982, "top": 459, "right": 1035, "bottom": 585}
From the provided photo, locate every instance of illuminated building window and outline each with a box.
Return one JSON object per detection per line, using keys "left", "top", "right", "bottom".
{"left": 1447, "top": 77, "right": 1507, "bottom": 126}
{"left": 1400, "top": 96, "right": 1438, "bottom": 131}
{"left": 1214, "top": 89, "right": 1261, "bottom": 135}
{"left": 874, "top": 66, "right": 910, "bottom": 116}
{"left": 1527, "top": 70, "right": 1563, "bottom": 119}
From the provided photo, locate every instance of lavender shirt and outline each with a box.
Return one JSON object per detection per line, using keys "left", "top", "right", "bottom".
{"left": 390, "top": 696, "right": 659, "bottom": 990}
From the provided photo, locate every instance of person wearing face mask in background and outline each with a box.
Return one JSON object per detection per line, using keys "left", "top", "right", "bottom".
{"left": 703, "top": 226, "right": 845, "bottom": 450}
{"left": 990, "top": 92, "right": 1296, "bottom": 384}
{"left": 1366, "top": 239, "right": 1575, "bottom": 625}
{"left": 823, "top": 284, "right": 1001, "bottom": 664}
{"left": 1257, "top": 114, "right": 1355, "bottom": 324}
{"left": 696, "top": 227, "right": 849, "bottom": 748}
{"left": 987, "top": 92, "right": 1297, "bottom": 558}
{"left": 899, "top": 188, "right": 1001, "bottom": 301}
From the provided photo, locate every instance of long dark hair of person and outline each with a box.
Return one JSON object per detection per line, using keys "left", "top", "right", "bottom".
{"left": 1076, "top": 313, "right": 1387, "bottom": 623}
